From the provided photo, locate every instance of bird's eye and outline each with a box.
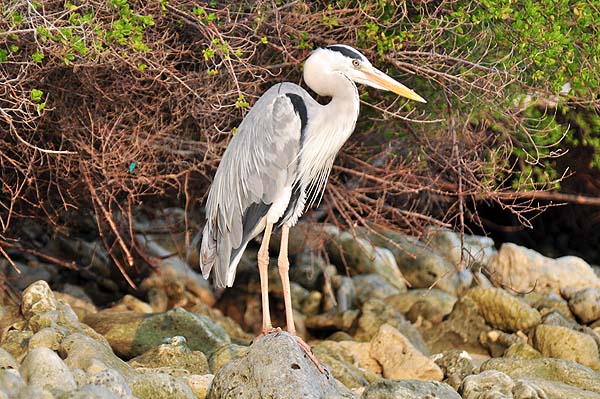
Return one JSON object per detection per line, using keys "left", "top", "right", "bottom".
{"left": 352, "top": 59, "right": 361, "bottom": 68}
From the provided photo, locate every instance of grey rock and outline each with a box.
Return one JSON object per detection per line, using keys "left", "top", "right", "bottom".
{"left": 424, "top": 296, "right": 490, "bottom": 355}
{"left": 481, "top": 357, "right": 600, "bottom": 393}
{"left": 361, "top": 379, "right": 461, "bottom": 399}
{"left": 86, "top": 368, "right": 133, "bottom": 398}
{"left": 301, "top": 291, "right": 323, "bottom": 316}
{"left": 60, "top": 333, "right": 138, "bottom": 380}
{"left": 21, "top": 280, "right": 58, "bottom": 320}
{"left": 0, "top": 347, "right": 19, "bottom": 369}
{"left": 326, "top": 231, "right": 406, "bottom": 291}
{"left": 353, "top": 274, "right": 404, "bottom": 305}
{"left": 516, "top": 377, "right": 600, "bottom": 399}
{"left": 28, "top": 327, "right": 65, "bottom": 351}
{"left": 56, "top": 384, "right": 121, "bottom": 399}
{"left": 128, "top": 336, "right": 209, "bottom": 375}
{"left": 434, "top": 350, "right": 476, "bottom": 390}
{"left": 524, "top": 292, "right": 575, "bottom": 319}
{"left": 84, "top": 308, "right": 230, "bottom": 358}
{"left": 568, "top": 288, "right": 600, "bottom": 324}
{"left": 208, "top": 332, "right": 356, "bottom": 399}
{"left": 130, "top": 372, "right": 197, "bottom": 399}
{"left": 371, "top": 231, "right": 461, "bottom": 295}
{"left": 17, "top": 385, "right": 55, "bottom": 399}
{"left": 503, "top": 342, "right": 543, "bottom": 360}
{"left": 459, "top": 370, "right": 516, "bottom": 399}
{"left": 542, "top": 310, "right": 581, "bottom": 329}
{"left": 422, "top": 226, "right": 496, "bottom": 268}
{"left": 0, "top": 369, "right": 25, "bottom": 397}
{"left": 332, "top": 275, "right": 357, "bottom": 312}
{"left": 290, "top": 253, "right": 325, "bottom": 290}
{"left": 355, "top": 299, "right": 428, "bottom": 354}
{"left": 20, "top": 347, "right": 76, "bottom": 392}
{"left": 207, "top": 343, "right": 249, "bottom": 374}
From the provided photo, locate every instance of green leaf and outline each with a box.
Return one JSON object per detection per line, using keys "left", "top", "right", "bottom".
{"left": 31, "top": 49, "right": 45, "bottom": 63}
{"left": 30, "top": 89, "right": 44, "bottom": 102}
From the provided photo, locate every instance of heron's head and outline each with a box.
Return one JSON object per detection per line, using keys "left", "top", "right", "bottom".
{"left": 304, "top": 44, "right": 426, "bottom": 103}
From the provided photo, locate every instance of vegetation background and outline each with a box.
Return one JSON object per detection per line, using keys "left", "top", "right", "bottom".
{"left": 1, "top": 0, "right": 599, "bottom": 284}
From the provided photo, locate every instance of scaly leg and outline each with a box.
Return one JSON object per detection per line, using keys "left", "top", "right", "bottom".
{"left": 257, "top": 223, "right": 274, "bottom": 334}
{"left": 278, "top": 224, "right": 326, "bottom": 374}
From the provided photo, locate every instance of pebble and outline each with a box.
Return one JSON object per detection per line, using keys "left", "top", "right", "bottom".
{"left": 0, "top": 369, "right": 26, "bottom": 397}
{"left": 352, "top": 274, "right": 404, "bottom": 305}
{"left": 21, "top": 280, "right": 58, "bottom": 320}
{"left": 20, "top": 347, "right": 76, "bottom": 392}
{"left": 0, "top": 348, "right": 19, "bottom": 369}
{"left": 130, "top": 372, "right": 196, "bottom": 399}
{"left": 567, "top": 288, "right": 600, "bottom": 324}
{"left": 128, "top": 336, "right": 209, "bottom": 375}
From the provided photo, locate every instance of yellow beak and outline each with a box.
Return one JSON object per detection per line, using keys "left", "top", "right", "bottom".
{"left": 363, "top": 68, "right": 427, "bottom": 103}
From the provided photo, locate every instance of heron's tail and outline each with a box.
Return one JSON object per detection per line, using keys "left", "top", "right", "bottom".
{"left": 198, "top": 224, "right": 217, "bottom": 280}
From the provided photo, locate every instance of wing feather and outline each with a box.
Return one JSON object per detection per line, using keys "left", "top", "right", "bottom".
{"left": 200, "top": 83, "right": 310, "bottom": 288}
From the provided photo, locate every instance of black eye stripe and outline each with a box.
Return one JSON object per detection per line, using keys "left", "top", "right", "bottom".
{"left": 326, "top": 45, "right": 363, "bottom": 61}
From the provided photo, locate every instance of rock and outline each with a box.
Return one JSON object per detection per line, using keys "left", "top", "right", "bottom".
{"left": 186, "top": 374, "right": 213, "bottom": 399}
{"left": 370, "top": 231, "right": 461, "bottom": 295}
{"left": 84, "top": 308, "right": 229, "bottom": 358}
{"left": 305, "top": 310, "right": 359, "bottom": 333}
{"left": 481, "top": 357, "right": 600, "bottom": 393}
{"left": 434, "top": 350, "right": 476, "bottom": 390}
{"left": 332, "top": 275, "right": 357, "bottom": 312}
{"left": 326, "top": 231, "right": 406, "bottom": 290}
{"left": 0, "top": 330, "right": 32, "bottom": 361}
{"left": 312, "top": 341, "right": 370, "bottom": 388}
{"left": 0, "top": 369, "right": 25, "bottom": 397}
{"left": 54, "top": 291, "right": 97, "bottom": 321}
{"left": 532, "top": 325, "right": 600, "bottom": 370}
{"left": 424, "top": 296, "right": 490, "bottom": 355}
{"left": 385, "top": 289, "right": 456, "bottom": 318}
{"left": 460, "top": 370, "right": 600, "bottom": 399}
{"left": 523, "top": 291, "right": 575, "bottom": 319}
{"left": 17, "top": 385, "right": 55, "bottom": 399}
{"left": 301, "top": 291, "right": 323, "bottom": 316}
{"left": 60, "top": 333, "right": 138, "bottom": 380}
{"left": 0, "top": 347, "right": 19, "bottom": 369}
{"left": 487, "top": 243, "right": 600, "bottom": 294}
{"left": 110, "top": 295, "right": 154, "bottom": 313}
{"left": 189, "top": 302, "right": 253, "bottom": 345}
{"left": 130, "top": 372, "right": 196, "bottom": 399}
{"left": 422, "top": 226, "right": 496, "bottom": 268}
{"left": 360, "top": 379, "right": 461, "bottom": 399}
{"left": 289, "top": 253, "right": 325, "bottom": 290}
{"left": 335, "top": 340, "right": 382, "bottom": 375}
{"left": 28, "top": 327, "right": 65, "bottom": 351}
{"left": 58, "top": 384, "right": 126, "bottom": 398}
{"left": 370, "top": 324, "right": 443, "bottom": 381}
{"left": 207, "top": 343, "right": 249, "bottom": 374}
{"left": 128, "top": 336, "right": 209, "bottom": 375}
{"left": 479, "top": 330, "right": 522, "bottom": 358}
{"left": 355, "top": 299, "right": 428, "bottom": 354}
{"left": 466, "top": 287, "right": 541, "bottom": 332}
{"left": 504, "top": 342, "right": 543, "bottom": 360}
{"left": 542, "top": 310, "right": 581, "bottom": 330}
{"left": 567, "top": 288, "right": 600, "bottom": 324}
{"left": 459, "top": 370, "right": 517, "bottom": 399}
{"left": 353, "top": 274, "right": 404, "bottom": 305}
{"left": 21, "top": 280, "right": 58, "bottom": 320}
{"left": 208, "top": 332, "right": 356, "bottom": 399}
{"left": 20, "top": 347, "right": 77, "bottom": 392}
{"left": 85, "top": 368, "right": 133, "bottom": 399}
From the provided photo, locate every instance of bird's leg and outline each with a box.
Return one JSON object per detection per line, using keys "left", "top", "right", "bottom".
{"left": 278, "top": 225, "right": 326, "bottom": 375}
{"left": 257, "top": 222, "right": 275, "bottom": 335}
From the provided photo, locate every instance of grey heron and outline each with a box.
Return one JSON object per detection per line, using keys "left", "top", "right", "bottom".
{"left": 197, "top": 44, "right": 425, "bottom": 368}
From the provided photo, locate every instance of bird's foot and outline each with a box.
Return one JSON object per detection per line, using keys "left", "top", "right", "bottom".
{"left": 293, "top": 334, "right": 328, "bottom": 376}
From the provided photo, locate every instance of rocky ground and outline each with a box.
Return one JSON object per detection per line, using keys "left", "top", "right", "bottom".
{"left": 1, "top": 214, "right": 600, "bottom": 399}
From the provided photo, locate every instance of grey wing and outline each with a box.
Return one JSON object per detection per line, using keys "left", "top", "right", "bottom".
{"left": 199, "top": 84, "right": 307, "bottom": 288}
